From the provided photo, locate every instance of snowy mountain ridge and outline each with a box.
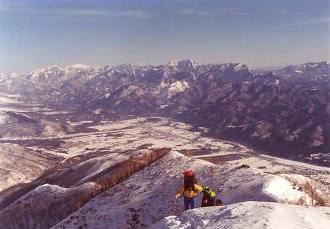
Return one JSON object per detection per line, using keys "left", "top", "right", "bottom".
{"left": 2, "top": 60, "right": 328, "bottom": 165}
{"left": 0, "top": 61, "right": 329, "bottom": 228}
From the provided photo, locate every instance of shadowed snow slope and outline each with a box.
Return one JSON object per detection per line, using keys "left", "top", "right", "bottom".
{"left": 151, "top": 201, "right": 330, "bottom": 229}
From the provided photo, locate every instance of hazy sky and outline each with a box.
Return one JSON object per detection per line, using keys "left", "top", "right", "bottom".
{"left": 0, "top": 0, "right": 329, "bottom": 73}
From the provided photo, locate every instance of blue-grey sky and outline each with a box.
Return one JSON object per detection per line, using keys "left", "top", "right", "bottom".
{"left": 0, "top": 0, "right": 329, "bottom": 73}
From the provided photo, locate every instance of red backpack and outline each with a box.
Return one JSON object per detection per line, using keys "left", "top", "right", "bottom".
{"left": 183, "top": 170, "right": 195, "bottom": 191}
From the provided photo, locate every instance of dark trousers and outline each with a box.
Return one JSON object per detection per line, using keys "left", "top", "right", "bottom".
{"left": 201, "top": 196, "right": 215, "bottom": 207}
{"left": 184, "top": 197, "right": 195, "bottom": 210}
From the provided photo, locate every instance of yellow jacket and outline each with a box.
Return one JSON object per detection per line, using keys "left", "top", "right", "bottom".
{"left": 175, "top": 184, "right": 203, "bottom": 198}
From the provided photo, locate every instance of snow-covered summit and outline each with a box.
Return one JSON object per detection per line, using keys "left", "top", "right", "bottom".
{"left": 113, "top": 62, "right": 145, "bottom": 73}
{"left": 165, "top": 59, "right": 198, "bottom": 71}
{"left": 32, "top": 65, "right": 63, "bottom": 74}
{"left": 167, "top": 60, "right": 178, "bottom": 67}
{"left": 233, "top": 63, "right": 248, "bottom": 71}
{"left": 152, "top": 201, "right": 330, "bottom": 229}
{"left": 65, "top": 64, "right": 94, "bottom": 73}
{"left": 177, "top": 59, "right": 198, "bottom": 71}
{"left": 26, "top": 65, "right": 64, "bottom": 82}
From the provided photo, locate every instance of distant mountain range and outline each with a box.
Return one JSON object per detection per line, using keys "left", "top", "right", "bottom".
{"left": 0, "top": 60, "right": 329, "bottom": 229}
{"left": 0, "top": 60, "right": 329, "bottom": 165}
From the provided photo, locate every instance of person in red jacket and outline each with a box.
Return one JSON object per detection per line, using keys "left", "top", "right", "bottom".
{"left": 175, "top": 170, "right": 203, "bottom": 210}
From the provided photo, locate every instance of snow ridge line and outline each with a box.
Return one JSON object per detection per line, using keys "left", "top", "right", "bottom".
{"left": 0, "top": 148, "right": 171, "bottom": 229}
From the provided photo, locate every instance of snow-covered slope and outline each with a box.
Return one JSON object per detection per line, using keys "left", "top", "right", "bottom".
{"left": 0, "top": 117, "right": 329, "bottom": 229}
{"left": 52, "top": 148, "right": 329, "bottom": 228}
{"left": 152, "top": 201, "right": 330, "bottom": 229}
{"left": 0, "top": 182, "right": 102, "bottom": 229}
{"left": 0, "top": 144, "right": 58, "bottom": 192}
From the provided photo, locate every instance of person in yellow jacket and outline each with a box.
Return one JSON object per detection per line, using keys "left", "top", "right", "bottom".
{"left": 201, "top": 186, "right": 216, "bottom": 207}
{"left": 175, "top": 170, "right": 203, "bottom": 210}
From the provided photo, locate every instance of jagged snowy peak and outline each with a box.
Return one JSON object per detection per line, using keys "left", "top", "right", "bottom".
{"left": 31, "top": 65, "right": 64, "bottom": 74}
{"left": 152, "top": 201, "right": 330, "bottom": 229}
{"left": 301, "top": 61, "right": 329, "bottom": 69}
{"left": 165, "top": 59, "right": 198, "bottom": 72}
{"left": 27, "top": 64, "right": 100, "bottom": 77}
{"left": 64, "top": 64, "right": 97, "bottom": 75}
{"left": 167, "top": 60, "right": 178, "bottom": 67}
{"left": 27, "top": 64, "right": 98, "bottom": 82}
{"left": 233, "top": 63, "right": 248, "bottom": 71}
{"left": 27, "top": 65, "right": 64, "bottom": 81}
{"left": 113, "top": 62, "right": 146, "bottom": 73}
{"left": 177, "top": 59, "right": 198, "bottom": 71}
{"left": 65, "top": 64, "right": 92, "bottom": 71}
{"left": 275, "top": 61, "right": 330, "bottom": 78}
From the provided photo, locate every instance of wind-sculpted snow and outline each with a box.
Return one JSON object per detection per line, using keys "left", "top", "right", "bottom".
{"left": 151, "top": 201, "right": 330, "bottom": 229}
